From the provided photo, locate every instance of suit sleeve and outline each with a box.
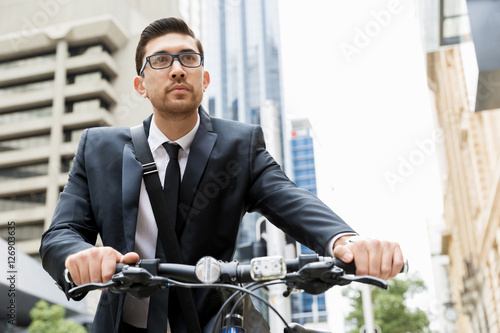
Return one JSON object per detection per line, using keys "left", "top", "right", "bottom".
{"left": 246, "top": 126, "right": 356, "bottom": 256}
{"left": 39, "top": 129, "right": 98, "bottom": 299}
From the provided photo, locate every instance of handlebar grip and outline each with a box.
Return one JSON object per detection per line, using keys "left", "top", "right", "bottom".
{"left": 116, "top": 263, "right": 126, "bottom": 273}
{"left": 331, "top": 258, "right": 356, "bottom": 274}
{"left": 64, "top": 263, "right": 133, "bottom": 285}
{"left": 401, "top": 258, "right": 409, "bottom": 273}
{"left": 64, "top": 268, "right": 74, "bottom": 284}
{"left": 332, "top": 258, "right": 409, "bottom": 275}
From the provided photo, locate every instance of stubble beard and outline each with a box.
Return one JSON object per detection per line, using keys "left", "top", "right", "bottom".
{"left": 152, "top": 93, "right": 202, "bottom": 121}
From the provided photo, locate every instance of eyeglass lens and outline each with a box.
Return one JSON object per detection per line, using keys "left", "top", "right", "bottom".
{"left": 150, "top": 53, "right": 201, "bottom": 68}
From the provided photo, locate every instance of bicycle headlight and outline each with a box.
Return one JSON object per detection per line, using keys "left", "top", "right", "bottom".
{"left": 195, "top": 256, "right": 221, "bottom": 284}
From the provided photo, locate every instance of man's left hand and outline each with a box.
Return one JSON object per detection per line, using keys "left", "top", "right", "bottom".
{"left": 333, "top": 236, "right": 404, "bottom": 280}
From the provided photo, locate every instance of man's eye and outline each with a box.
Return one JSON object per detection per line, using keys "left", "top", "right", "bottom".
{"left": 152, "top": 55, "right": 170, "bottom": 64}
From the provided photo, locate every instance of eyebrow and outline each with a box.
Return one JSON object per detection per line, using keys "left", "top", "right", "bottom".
{"left": 151, "top": 48, "right": 197, "bottom": 55}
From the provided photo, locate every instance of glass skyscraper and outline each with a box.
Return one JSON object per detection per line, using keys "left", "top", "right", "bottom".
{"left": 205, "top": 0, "right": 283, "bottom": 124}
{"left": 204, "top": 0, "right": 285, "bottom": 245}
{"left": 290, "top": 120, "right": 327, "bottom": 326}
{"left": 203, "top": 0, "right": 326, "bottom": 327}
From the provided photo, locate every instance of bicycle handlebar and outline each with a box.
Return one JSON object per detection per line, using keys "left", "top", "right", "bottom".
{"left": 65, "top": 254, "right": 407, "bottom": 333}
{"left": 66, "top": 254, "right": 408, "bottom": 299}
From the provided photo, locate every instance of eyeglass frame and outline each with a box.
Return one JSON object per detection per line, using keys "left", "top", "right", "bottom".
{"left": 139, "top": 52, "right": 204, "bottom": 76}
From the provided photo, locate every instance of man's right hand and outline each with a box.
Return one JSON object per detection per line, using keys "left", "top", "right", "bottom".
{"left": 65, "top": 247, "right": 139, "bottom": 286}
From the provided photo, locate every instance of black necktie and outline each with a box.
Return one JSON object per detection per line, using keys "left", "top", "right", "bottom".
{"left": 148, "top": 142, "right": 201, "bottom": 333}
{"left": 162, "top": 142, "right": 181, "bottom": 227}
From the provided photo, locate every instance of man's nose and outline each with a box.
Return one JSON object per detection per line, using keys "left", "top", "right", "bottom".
{"left": 170, "top": 59, "right": 186, "bottom": 78}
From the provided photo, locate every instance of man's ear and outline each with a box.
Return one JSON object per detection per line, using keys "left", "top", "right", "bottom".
{"left": 203, "top": 71, "right": 210, "bottom": 92}
{"left": 134, "top": 76, "right": 148, "bottom": 98}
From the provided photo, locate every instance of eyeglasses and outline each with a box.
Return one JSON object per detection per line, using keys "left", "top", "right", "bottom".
{"left": 140, "top": 52, "right": 204, "bottom": 75}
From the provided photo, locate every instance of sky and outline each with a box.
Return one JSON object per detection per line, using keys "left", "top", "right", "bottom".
{"left": 278, "top": 0, "right": 445, "bottom": 326}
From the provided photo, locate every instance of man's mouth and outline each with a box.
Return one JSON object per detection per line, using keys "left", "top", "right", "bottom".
{"left": 169, "top": 84, "right": 189, "bottom": 92}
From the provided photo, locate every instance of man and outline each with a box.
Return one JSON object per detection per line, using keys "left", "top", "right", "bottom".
{"left": 40, "top": 17, "right": 403, "bottom": 333}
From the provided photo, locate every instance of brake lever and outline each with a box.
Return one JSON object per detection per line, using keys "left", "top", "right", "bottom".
{"left": 68, "top": 280, "right": 117, "bottom": 298}
{"left": 108, "top": 265, "right": 163, "bottom": 298}
{"left": 285, "top": 259, "right": 390, "bottom": 295}
{"left": 337, "top": 275, "right": 388, "bottom": 290}
{"left": 66, "top": 261, "right": 164, "bottom": 298}
{"left": 117, "top": 266, "right": 155, "bottom": 283}
{"left": 285, "top": 261, "right": 340, "bottom": 295}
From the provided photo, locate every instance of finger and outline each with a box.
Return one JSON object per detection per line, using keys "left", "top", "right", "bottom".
{"left": 77, "top": 251, "right": 93, "bottom": 285}
{"left": 65, "top": 254, "right": 82, "bottom": 286}
{"left": 100, "top": 248, "right": 124, "bottom": 282}
{"left": 121, "top": 252, "right": 140, "bottom": 264}
{"left": 333, "top": 244, "right": 354, "bottom": 263}
{"left": 88, "top": 248, "right": 104, "bottom": 283}
{"left": 389, "top": 244, "right": 405, "bottom": 278}
{"left": 367, "top": 240, "right": 383, "bottom": 277}
{"left": 73, "top": 264, "right": 83, "bottom": 286}
{"left": 350, "top": 242, "right": 369, "bottom": 276}
{"left": 379, "top": 242, "right": 395, "bottom": 280}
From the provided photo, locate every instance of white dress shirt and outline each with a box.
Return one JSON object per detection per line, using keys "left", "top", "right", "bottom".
{"left": 122, "top": 114, "right": 200, "bottom": 328}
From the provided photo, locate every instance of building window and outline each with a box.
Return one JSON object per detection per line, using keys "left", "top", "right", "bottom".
{"left": 0, "top": 79, "right": 54, "bottom": 97}
{"left": 63, "top": 128, "right": 85, "bottom": 143}
{"left": 292, "top": 137, "right": 313, "bottom": 148}
{"left": 291, "top": 294, "right": 327, "bottom": 325}
{"left": 0, "top": 52, "right": 55, "bottom": 70}
{"left": 0, "top": 162, "right": 49, "bottom": 181}
{"left": 0, "top": 105, "right": 52, "bottom": 125}
{"left": 250, "top": 107, "right": 260, "bottom": 125}
{"left": 67, "top": 71, "right": 110, "bottom": 85}
{"left": 293, "top": 149, "right": 314, "bottom": 158}
{"left": 208, "top": 98, "right": 216, "bottom": 117}
{"left": 61, "top": 157, "right": 74, "bottom": 173}
{"left": 68, "top": 43, "right": 111, "bottom": 57}
{"left": 65, "top": 98, "right": 108, "bottom": 113}
{"left": 0, "top": 221, "right": 44, "bottom": 242}
{"left": 294, "top": 169, "right": 315, "bottom": 178}
{"left": 296, "top": 178, "right": 317, "bottom": 187}
{"left": 229, "top": 98, "right": 238, "bottom": 121}
{"left": 0, "top": 133, "right": 51, "bottom": 152}
{"left": 293, "top": 158, "right": 315, "bottom": 168}
{"left": 440, "top": 0, "right": 471, "bottom": 45}
{"left": 0, "top": 191, "right": 46, "bottom": 212}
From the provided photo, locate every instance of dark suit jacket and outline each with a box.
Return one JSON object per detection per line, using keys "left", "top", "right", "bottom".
{"left": 40, "top": 107, "right": 355, "bottom": 332}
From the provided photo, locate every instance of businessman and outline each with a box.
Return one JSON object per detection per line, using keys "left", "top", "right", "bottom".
{"left": 40, "top": 17, "right": 404, "bottom": 333}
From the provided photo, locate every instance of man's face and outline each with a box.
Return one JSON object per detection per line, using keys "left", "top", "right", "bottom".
{"left": 135, "top": 33, "right": 209, "bottom": 118}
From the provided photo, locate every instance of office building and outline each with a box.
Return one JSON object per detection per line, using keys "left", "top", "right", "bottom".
{"left": 203, "top": 0, "right": 286, "bottom": 245}
{"left": 289, "top": 118, "right": 327, "bottom": 327}
{"left": 0, "top": 0, "right": 202, "bottom": 328}
{"left": 203, "top": 0, "right": 335, "bottom": 328}
{"left": 0, "top": 0, "right": 203, "bottom": 254}
{"left": 422, "top": 0, "right": 500, "bottom": 331}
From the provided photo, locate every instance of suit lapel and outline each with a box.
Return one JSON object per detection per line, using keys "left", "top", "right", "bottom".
{"left": 178, "top": 107, "right": 217, "bottom": 226}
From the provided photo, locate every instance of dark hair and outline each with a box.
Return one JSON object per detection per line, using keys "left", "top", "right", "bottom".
{"left": 135, "top": 17, "right": 204, "bottom": 75}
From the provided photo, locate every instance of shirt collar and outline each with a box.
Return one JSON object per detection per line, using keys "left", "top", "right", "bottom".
{"left": 148, "top": 113, "right": 200, "bottom": 154}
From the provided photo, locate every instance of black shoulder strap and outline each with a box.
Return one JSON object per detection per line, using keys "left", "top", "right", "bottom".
{"left": 130, "top": 124, "right": 201, "bottom": 333}
{"left": 131, "top": 125, "right": 182, "bottom": 260}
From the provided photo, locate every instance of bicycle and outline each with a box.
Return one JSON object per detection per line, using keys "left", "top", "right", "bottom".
{"left": 66, "top": 254, "right": 409, "bottom": 333}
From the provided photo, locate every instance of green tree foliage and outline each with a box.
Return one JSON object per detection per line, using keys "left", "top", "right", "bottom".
{"left": 28, "top": 299, "right": 87, "bottom": 333}
{"left": 343, "top": 274, "right": 430, "bottom": 333}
